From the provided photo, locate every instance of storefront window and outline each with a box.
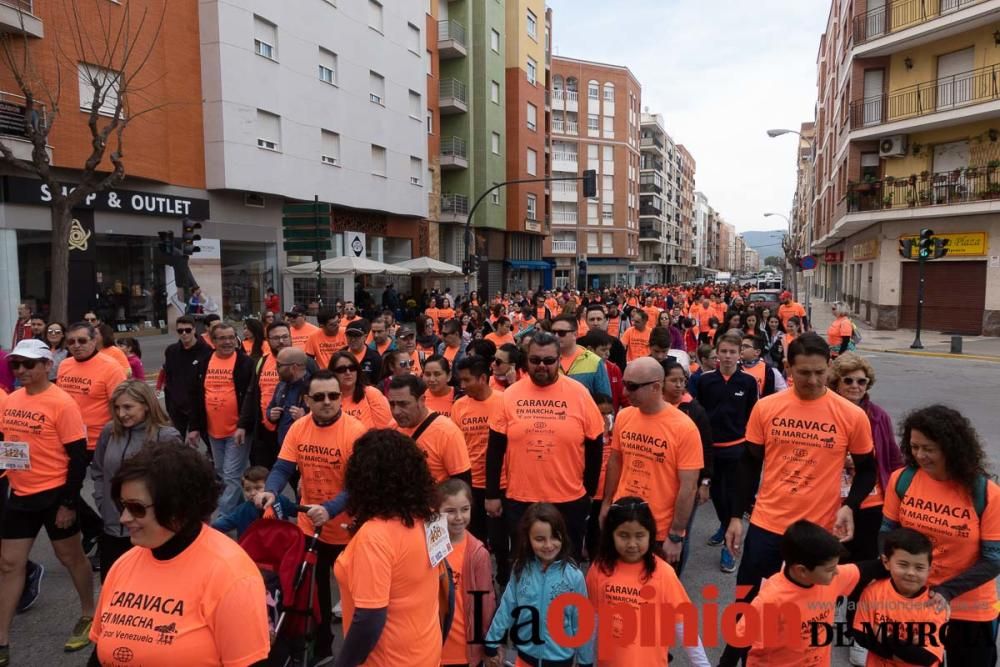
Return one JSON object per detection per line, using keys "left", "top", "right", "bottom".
{"left": 220, "top": 240, "right": 277, "bottom": 320}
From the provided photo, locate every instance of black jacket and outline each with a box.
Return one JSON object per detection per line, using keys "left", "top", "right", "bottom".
{"left": 342, "top": 347, "right": 382, "bottom": 386}
{"left": 678, "top": 398, "right": 714, "bottom": 483}
{"left": 189, "top": 349, "right": 256, "bottom": 435}
{"left": 162, "top": 338, "right": 214, "bottom": 419}
{"left": 692, "top": 369, "right": 758, "bottom": 445}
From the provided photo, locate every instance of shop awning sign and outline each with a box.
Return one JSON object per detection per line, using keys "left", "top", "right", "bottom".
{"left": 898, "top": 231, "right": 986, "bottom": 258}
{"left": 2, "top": 176, "right": 210, "bottom": 219}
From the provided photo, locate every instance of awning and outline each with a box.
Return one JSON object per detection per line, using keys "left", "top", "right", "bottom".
{"left": 505, "top": 260, "right": 550, "bottom": 270}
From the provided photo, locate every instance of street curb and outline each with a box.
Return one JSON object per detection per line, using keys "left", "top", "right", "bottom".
{"left": 859, "top": 347, "right": 1000, "bottom": 363}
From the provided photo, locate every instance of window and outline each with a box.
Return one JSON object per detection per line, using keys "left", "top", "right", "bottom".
{"left": 409, "top": 90, "right": 421, "bottom": 119}
{"left": 526, "top": 10, "right": 537, "bottom": 39}
{"left": 254, "top": 16, "right": 277, "bottom": 60}
{"left": 603, "top": 115, "right": 614, "bottom": 137}
{"left": 602, "top": 203, "right": 613, "bottom": 225}
{"left": 603, "top": 82, "right": 614, "bottom": 101}
{"left": 490, "top": 29, "right": 500, "bottom": 53}
{"left": 587, "top": 114, "right": 599, "bottom": 130}
{"left": 318, "top": 48, "right": 337, "bottom": 85}
{"left": 527, "top": 148, "right": 537, "bottom": 175}
{"left": 587, "top": 144, "right": 599, "bottom": 169}
{"left": 368, "top": 0, "right": 383, "bottom": 32}
{"left": 407, "top": 23, "right": 420, "bottom": 53}
{"left": 371, "top": 144, "right": 386, "bottom": 176}
{"left": 369, "top": 71, "right": 385, "bottom": 105}
{"left": 410, "top": 157, "right": 422, "bottom": 185}
{"left": 491, "top": 190, "right": 500, "bottom": 205}
{"left": 426, "top": 109, "right": 433, "bottom": 134}
{"left": 526, "top": 103, "right": 537, "bottom": 131}
{"left": 602, "top": 234, "right": 613, "bottom": 254}
{"left": 256, "top": 109, "right": 280, "bottom": 151}
{"left": 491, "top": 81, "right": 500, "bottom": 104}
{"left": 491, "top": 132, "right": 501, "bottom": 155}
{"left": 588, "top": 202, "right": 598, "bottom": 225}
{"left": 603, "top": 145, "right": 613, "bottom": 162}
{"left": 527, "top": 194, "right": 537, "bottom": 219}
{"left": 321, "top": 130, "right": 340, "bottom": 166}
{"left": 588, "top": 80, "right": 599, "bottom": 99}
{"left": 587, "top": 232, "right": 599, "bottom": 252}
{"left": 527, "top": 57, "right": 537, "bottom": 85}
{"left": 426, "top": 50, "right": 433, "bottom": 75}
{"left": 78, "top": 63, "right": 121, "bottom": 116}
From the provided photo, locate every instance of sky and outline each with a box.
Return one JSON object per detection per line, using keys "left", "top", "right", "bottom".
{"left": 546, "top": 0, "right": 830, "bottom": 233}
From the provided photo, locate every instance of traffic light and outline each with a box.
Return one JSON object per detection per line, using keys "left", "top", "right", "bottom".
{"left": 918, "top": 228, "right": 934, "bottom": 259}
{"left": 182, "top": 219, "right": 202, "bottom": 256}
{"left": 933, "top": 237, "right": 949, "bottom": 259}
{"left": 157, "top": 231, "right": 174, "bottom": 256}
{"left": 582, "top": 169, "right": 597, "bottom": 198}
{"left": 462, "top": 259, "right": 471, "bottom": 275}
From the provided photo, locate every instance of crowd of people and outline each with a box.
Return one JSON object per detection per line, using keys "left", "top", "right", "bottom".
{"left": 0, "top": 283, "right": 997, "bottom": 667}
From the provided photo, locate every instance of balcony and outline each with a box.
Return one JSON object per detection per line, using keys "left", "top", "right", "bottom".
{"left": 440, "top": 136, "right": 468, "bottom": 170}
{"left": 0, "top": 1, "right": 43, "bottom": 38}
{"left": 850, "top": 63, "right": 1000, "bottom": 138}
{"left": 552, "top": 210, "right": 578, "bottom": 225}
{"left": 551, "top": 239, "right": 577, "bottom": 254}
{"left": 440, "top": 193, "right": 469, "bottom": 223}
{"left": 551, "top": 180, "right": 578, "bottom": 202}
{"left": 639, "top": 176, "right": 663, "bottom": 193}
{"left": 848, "top": 167, "right": 1000, "bottom": 213}
{"left": 639, "top": 203, "right": 663, "bottom": 217}
{"left": 0, "top": 91, "right": 49, "bottom": 161}
{"left": 852, "top": 0, "right": 997, "bottom": 57}
{"left": 552, "top": 151, "right": 578, "bottom": 173}
{"left": 552, "top": 119, "right": 578, "bottom": 135}
{"left": 437, "top": 20, "right": 467, "bottom": 59}
{"left": 640, "top": 135, "right": 664, "bottom": 152}
{"left": 439, "top": 78, "right": 467, "bottom": 115}
{"left": 552, "top": 90, "right": 578, "bottom": 112}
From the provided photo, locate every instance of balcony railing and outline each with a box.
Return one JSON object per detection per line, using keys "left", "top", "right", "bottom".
{"left": 853, "top": 0, "right": 986, "bottom": 46}
{"left": 0, "top": 90, "right": 45, "bottom": 139}
{"left": 439, "top": 78, "right": 468, "bottom": 112}
{"left": 846, "top": 166, "right": 1000, "bottom": 213}
{"left": 850, "top": 63, "right": 1000, "bottom": 129}
{"left": 438, "top": 19, "right": 466, "bottom": 46}
{"left": 441, "top": 193, "right": 470, "bottom": 217}
{"left": 441, "top": 136, "right": 467, "bottom": 160}
{"left": 639, "top": 204, "right": 663, "bottom": 217}
{"left": 551, "top": 239, "right": 576, "bottom": 253}
{"left": 0, "top": 0, "right": 33, "bottom": 11}
{"left": 552, "top": 119, "right": 578, "bottom": 135}
{"left": 553, "top": 210, "right": 578, "bottom": 224}
{"left": 640, "top": 135, "right": 664, "bottom": 150}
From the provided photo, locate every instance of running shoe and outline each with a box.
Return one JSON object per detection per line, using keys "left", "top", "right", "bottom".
{"left": 0, "top": 645, "right": 8, "bottom": 667}
{"left": 16, "top": 562, "right": 44, "bottom": 613}
{"left": 720, "top": 547, "right": 737, "bottom": 573}
{"left": 332, "top": 600, "right": 342, "bottom": 618}
{"left": 64, "top": 616, "right": 93, "bottom": 652}
{"left": 706, "top": 525, "right": 726, "bottom": 547}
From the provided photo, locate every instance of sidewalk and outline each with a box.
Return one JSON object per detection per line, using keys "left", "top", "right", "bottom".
{"left": 808, "top": 299, "right": 1000, "bottom": 362}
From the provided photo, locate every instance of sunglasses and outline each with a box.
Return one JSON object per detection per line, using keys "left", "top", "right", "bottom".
{"left": 623, "top": 379, "right": 659, "bottom": 392}
{"left": 841, "top": 377, "right": 869, "bottom": 387}
{"left": 309, "top": 391, "right": 342, "bottom": 402}
{"left": 8, "top": 358, "right": 41, "bottom": 370}
{"left": 176, "top": 327, "right": 194, "bottom": 334}
{"left": 528, "top": 356, "right": 559, "bottom": 366}
{"left": 398, "top": 359, "right": 412, "bottom": 367}
{"left": 552, "top": 330, "right": 574, "bottom": 337}
{"left": 116, "top": 499, "right": 154, "bottom": 519}
{"left": 84, "top": 317, "right": 98, "bottom": 322}
{"left": 332, "top": 366, "right": 357, "bottom": 374}
{"left": 46, "top": 328, "right": 63, "bottom": 335}
{"left": 66, "top": 337, "right": 92, "bottom": 346}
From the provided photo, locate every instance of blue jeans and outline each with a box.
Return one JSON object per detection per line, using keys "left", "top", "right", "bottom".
{"left": 209, "top": 435, "right": 250, "bottom": 515}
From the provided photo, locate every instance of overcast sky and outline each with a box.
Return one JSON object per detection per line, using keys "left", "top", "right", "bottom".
{"left": 546, "top": 0, "right": 829, "bottom": 233}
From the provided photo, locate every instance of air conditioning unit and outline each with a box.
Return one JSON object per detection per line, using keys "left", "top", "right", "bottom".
{"left": 879, "top": 135, "right": 908, "bottom": 158}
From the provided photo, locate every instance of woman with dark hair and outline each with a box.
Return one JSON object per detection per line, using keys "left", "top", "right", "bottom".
{"left": 115, "top": 337, "right": 145, "bottom": 380}
{"left": 415, "top": 314, "right": 441, "bottom": 356}
{"left": 331, "top": 350, "right": 395, "bottom": 429}
{"left": 762, "top": 314, "right": 785, "bottom": 369}
{"left": 95, "top": 323, "right": 132, "bottom": 377}
{"left": 882, "top": 405, "right": 1000, "bottom": 666}
{"left": 334, "top": 429, "right": 444, "bottom": 666}
{"left": 241, "top": 317, "right": 267, "bottom": 360}
{"left": 88, "top": 443, "right": 269, "bottom": 666}
{"left": 45, "top": 320, "right": 68, "bottom": 379}
{"left": 743, "top": 310, "right": 763, "bottom": 337}
{"left": 422, "top": 354, "right": 458, "bottom": 417}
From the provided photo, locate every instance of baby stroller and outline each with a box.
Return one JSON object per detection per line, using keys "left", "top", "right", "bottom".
{"left": 240, "top": 508, "right": 322, "bottom": 667}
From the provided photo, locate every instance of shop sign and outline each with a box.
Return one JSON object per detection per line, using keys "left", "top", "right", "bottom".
{"left": 823, "top": 251, "right": 844, "bottom": 264}
{"left": 0, "top": 101, "right": 30, "bottom": 139}
{"left": 851, "top": 239, "right": 879, "bottom": 262}
{"left": 898, "top": 231, "right": 986, "bottom": 258}
{"left": 2, "top": 176, "right": 210, "bottom": 219}
{"left": 345, "top": 231, "right": 366, "bottom": 258}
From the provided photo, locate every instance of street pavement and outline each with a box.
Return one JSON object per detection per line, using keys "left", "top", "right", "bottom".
{"left": 9, "top": 351, "right": 1000, "bottom": 666}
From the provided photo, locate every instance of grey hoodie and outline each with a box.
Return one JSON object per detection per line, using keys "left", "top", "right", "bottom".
{"left": 91, "top": 422, "right": 183, "bottom": 537}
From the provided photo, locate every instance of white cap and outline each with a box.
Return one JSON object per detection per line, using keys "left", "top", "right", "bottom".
{"left": 9, "top": 338, "right": 53, "bottom": 361}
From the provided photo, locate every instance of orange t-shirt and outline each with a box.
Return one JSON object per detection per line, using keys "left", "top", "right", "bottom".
{"left": 407, "top": 350, "right": 424, "bottom": 377}
{"left": 451, "top": 392, "right": 504, "bottom": 489}
{"left": 740, "top": 564, "right": 861, "bottom": 667}
{"left": 641, "top": 306, "right": 661, "bottom": 324}
{"left": 289, "top": 321, "right": 320, "bottom": 350}
{"left": 851, "top": 578, "right": 947, "bottom": 666}
{"left": 424, "top": 308, "right": 441, "bottom": 333}
{"left": 745, "top": 389, "right": 873, "bottom": 535}
{"left": 424, "top": 388, "right": 456, "bottom": 419}
{"left": 441, "top": 535, "right": 469, "bottom": 665}
{"left": 398, "top": 415, "right": 470, "bottom": 483}
{"left": 277, "top": 412, "right": 367, "bottom": 544}
{"left": 778, "top": 302, "right": 806, "bottom": 329}
{"left": 342, "top": 385, "right": 396, "bottom": 429}
{"left": 57, "top": 354, "right": 128, "bottom": 449}
{"left": 489, "top": 374, "right": 604, "bottom": 503}
{"left": 101, "top": 345, "right": 132, "bottom": 377}
{"left": 0, "top": 384, "right": 86, "bottom": 495}
{"left": 90, "top": 524, "right": 270, "bottom": 667}
{"left": 827, "top": 316, "right": 853, "bottom": 348}
{"left": 334, "top": 518, "right": 442, "bottom": 667}
{"left": 441, "top": 344, "right": 461, "bottom": 367}
{"left": 304, "top": 330, "right": 346, "bottom": 368}
{"left": 241, "top": 339, "right": 271, "bottom": 357}
{"left": 204, "top": 353, "right": 239, "bottom": 439}
{"left": 610, "top": 405, "right": 704, "bottom": 541}
{"left": 484, "top": 331, "right": 515, "bottom": 349}
{"left": 586, "top": 559, "right": 692, "bottom": 667}
{"left": 742, "top": 361, "right": 767, "bottom": 398}
{"left": 883, "top": 468, "right": 1000, "bottom": 621}
{"left": 620, "top": 326, "right": 651, "bottom": 362}
{"left": 257, "top": 355, "right": 279, "bottom": 432}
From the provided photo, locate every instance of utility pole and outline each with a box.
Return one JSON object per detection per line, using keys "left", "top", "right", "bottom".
{"left": 314, "top": 195, "right": 323, "bottom": 306}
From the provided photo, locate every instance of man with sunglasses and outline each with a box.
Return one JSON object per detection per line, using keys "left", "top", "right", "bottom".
{"left": 286, "top": 305, "right": 319, "bottom": 351}
{"left": 599, "top": 357, "right": 703, "bottom": 575}
{"left": 550, "top": 315, "right": 610, "bottom": 397}
{"left": 486, "top": 331, "right": 605, "bottom": 559}
{"left": 0, "top": 339, "right": 95, "bottom": 661}
{"left": 345, "top": 323, "right": 381, "bottom": 385}
{"left": 265, "top": 347, "right": 311, "bottom": 447}
{"left": 394, "top": 324, "right": 422, "bottom": 376}
{"left": 161, "top": 315, "right": 213, "bottom": 438}
{"left": 488, "top": 344, "right": 519, "bottom": 393}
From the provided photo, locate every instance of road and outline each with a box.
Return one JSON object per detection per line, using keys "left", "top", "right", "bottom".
{"left": 9, "top": 352, "right": 1000, "bottom": 666}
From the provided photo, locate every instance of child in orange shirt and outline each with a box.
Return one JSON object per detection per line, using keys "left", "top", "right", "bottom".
{"left": 587, "top": 497, "right": 710, "bottom": 666}
{"left": 438, "top": 479, "right": 496, "bottom": 667}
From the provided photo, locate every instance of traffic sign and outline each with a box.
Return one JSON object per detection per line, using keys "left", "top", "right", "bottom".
{"left": 283, "top": 240, "right": 332, "bottom": 252}
{"left": 282, "top": 202, "right": 332, "bottom": 216}
{"left": 798, "top": 255, "right": 818, "bottom": 270}
{"left": 282, "top": 227, "right": 332, "bottom": 240}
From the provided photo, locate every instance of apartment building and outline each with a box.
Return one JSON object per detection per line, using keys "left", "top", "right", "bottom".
{"left": 694, "top": 191, "right": 711, "bottom": 272}
{"left": 676, "top": 144, "right": 698, "bottom": 281}
{"left": 744, "top": 246, "right": 761, "bottom": 273}
{"left": 810, "top": 0, "right": 1000, "bottom": 335}
{"left": 547, "top": 56, "right": 641, "bottom": 289}
{"left": 637, "top": 112, "right": 678, "bottom": 284}
{"left": 719, "top": 220, "right": 736, "bottom": 273}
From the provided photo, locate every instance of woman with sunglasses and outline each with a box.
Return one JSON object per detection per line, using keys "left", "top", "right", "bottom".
{"left": 331, "top": 350, "right": 396, "bottom": 429}
{"left": 829, "top": 352, "right": 902, "bottom": 563}
{"left": 90, "top": 443, "right": 269, "bottom": 666}
{"left": 91, "top": 380, "right": 182, "bottom": 579}
{"left": 379, "top": 349, "right": 413, "bottom": 394}
{"left": 45, "top": 321, "right": 68, "bottom": 380}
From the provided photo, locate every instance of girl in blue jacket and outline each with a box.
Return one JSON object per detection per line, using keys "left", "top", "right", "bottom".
{"left": 485, "top": 503, "right": 594, "bottom": 667}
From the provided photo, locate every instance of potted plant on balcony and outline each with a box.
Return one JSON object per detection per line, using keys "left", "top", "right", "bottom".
{"left": 906, "top": 192, "right": 917, "bottom": 207}
{"left": 950, "top": 168, "right": 962, "bottom": 183}
{"left": 918, "top": 189, "right": 932, "bottom": 205}
{"left": 908, "top": 174, "right": 918, "bottom": 186}
{"left": 884, "top": 175, "right": 896, "bottom": 186}
{"left": 919, "top": 170, "right": 930, "bottom": 182}
{"left": 882, "top": 192, "right": 894, "bottom": 208}
{"left": 966, "top": 166, "right": 979, "bottom": 179}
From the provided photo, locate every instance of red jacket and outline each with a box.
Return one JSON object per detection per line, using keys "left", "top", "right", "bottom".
{"left": 605, "top": 359, "right": 624, "bottom": 411}
{"left": 462, "top": 533, "right": 496, "bottom": 665}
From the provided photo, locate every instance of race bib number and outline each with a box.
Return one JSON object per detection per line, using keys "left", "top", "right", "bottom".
{"left": 425, "top": 513, "right": 453, "bottom": 568}
{"left": 0, "top": 442, "right": 30, "bottom": 471}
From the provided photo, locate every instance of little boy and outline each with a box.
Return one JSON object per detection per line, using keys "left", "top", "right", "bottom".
{"left": 212, "top": 466, "right": 296, "bottom": 538}
{"left": 851, "top": 528, "right": 946, "bottom": 666}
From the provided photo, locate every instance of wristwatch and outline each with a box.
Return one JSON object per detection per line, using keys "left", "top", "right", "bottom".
{"left": 700, "top": 479, "right": 711, "bottom": 486}
{"left": 667, "top": 532, "right": 685, "bottom": 544}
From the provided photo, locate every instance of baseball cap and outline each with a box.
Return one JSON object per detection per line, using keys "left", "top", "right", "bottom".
{"left": 396, "top": 325, "right": 415, "bottom": 338}
{"left": 780, "top": 291, "right": 792, "bottom": 300}
{"left": 9, "top": 338, "right": 53, "bottom": 361}
{"left": 286, "top": 305, "right": 307, "bottom": 317}
{"left": 346, "top": 323, "right": 367, "bottom": 336}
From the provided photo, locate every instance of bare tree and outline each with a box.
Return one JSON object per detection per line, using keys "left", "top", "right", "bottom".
{"left": 0, "top": 0, "right": 165, "bottom": 322}
{"left": 781, "top": 232, "right": 799, "bottom": 299}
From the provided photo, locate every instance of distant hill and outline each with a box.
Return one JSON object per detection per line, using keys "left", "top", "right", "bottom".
{"left": 740, "top": 230, "right": 786, "bottom": 261}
